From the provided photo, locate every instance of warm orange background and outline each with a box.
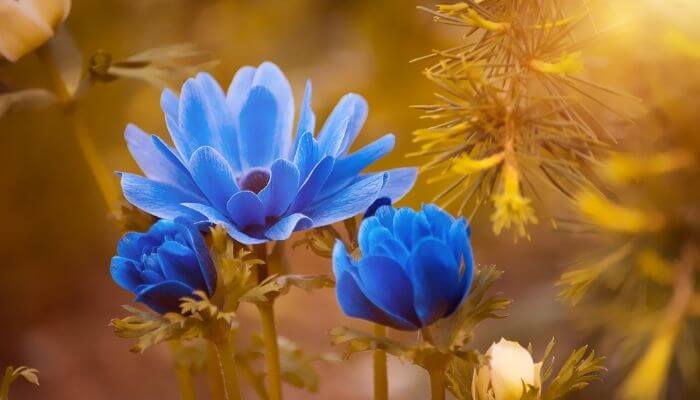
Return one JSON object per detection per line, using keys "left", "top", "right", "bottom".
{"left": 0, "top": 1, "right": 680, "bottom": 399}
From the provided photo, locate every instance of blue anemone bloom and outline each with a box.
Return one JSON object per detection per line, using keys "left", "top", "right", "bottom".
{"left": 120, "top": 62, "right": 417, "bottom": 244}
{"left": 332, "top": 204, "right": 474, "bottom": 331}
{"left": 110, "top": 218, "right": 216, "bottom": 314}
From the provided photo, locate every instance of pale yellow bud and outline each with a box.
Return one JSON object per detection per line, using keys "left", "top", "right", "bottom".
{"left": 0, "top": 0, "right": 71, "bottom": 62}
{"left": 486, "top": 338, "right": 539, "bottom": 400}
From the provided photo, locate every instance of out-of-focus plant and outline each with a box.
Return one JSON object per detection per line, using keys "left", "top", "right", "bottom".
{"left": 0, "top": 366, "right": 38, "bottom": 400}
{"left": 412, "top": 1, "right": 631, "bottom": 238}
{"left": 558, "top": 2, "right": 700, "bottom": 398}
{"left": 1, "top": 0, "right": 215, "bottom": 215}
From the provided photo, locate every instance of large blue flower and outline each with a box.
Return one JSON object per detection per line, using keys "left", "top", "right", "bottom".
{"left": 110, "top": 218, "right": 216, "bottom": 314}
{"left": 332, "top": 204, "right": 474, "bottom": 331}
{"left": 120, "top": 62, "right": 416, "bottom": 244}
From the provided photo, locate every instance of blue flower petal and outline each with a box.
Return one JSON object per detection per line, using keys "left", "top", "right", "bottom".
{"left": 176, "top": 78, "right": 221, "bottom": 160}
{"left": 318, "top": 93, "right": 368, "bottom": 156}
{"left": 264, "top": 213, "right": 312, "bottom": 241}
{"left": 251, "top": 62, "right": 294, "bottom": 158}
{"left": 160, "top": 89, "right": 179, "bottom": 121}
{"left": 371, "top": 202, "right": 395, "bottom": 228}
{"left": 290, "top": 156, "right": 334, "bottom": 213}
{"left": 238, "top": 86, "right": 279, "bottom": 168}
{"left": 332, "top": 242, "right": 417, "bottom": 330}
{"left": 293, "top": 131, "right": 323, "bottom": 180}
{"left": 226, "top": 65, "right": 256, "bottom": 125}
{"left": 367, "top": 226, "right": 394, "bottom": 256}
{"left": 120, "top": 173, "right": 205, "bottom": 220}
{"left": 193, "top": 73, "right": 242, "bottom": 172}
{"left": 321, "top": 134, "right": 395, "bottom": 196}
{"left": 180, "top": 203, "right": 266, "bottom": 244}
{"left": 392, "top": 207, "right": 416, "bottom": 248}
{"left": 409, "top": 238, "right": 462, "bottom": 326}
{"left": 356, "top": 255, "right": 421, "bottom": 330}
{"left": 157, "top": 241, "right": 206, "bottom": 292}
{"left": 378, "top": 167, "right": 417, "bottom": 202}
{"left": 293, "top": 80, "right": 316, "bottom": 150}
{"left": 258, "top": 159, "right": 300, "bottom": 217}
{"left": 110, "top": 256, "right": 143, "bottom": 292}
{"left": 318, "top": 115, "right": 350, "bottom": 157}
{"left": 411, "top": 212, "right": 433, "bottom": 244}
{"left": 306, "top": 172, "right": 387, "bottom": 227}
{"left": 125, "top": 125, "right": 199, "bottom": 192}
{"left": 188, "top": 146, "right": 239, "bottom": 212}
{"left": 226, "top": 191, "right": 265, "bottom": 228}
{"left": 449, "top": 218, "right": 475, "bottom": 311}
{"left": 422, "top": 204, "right": 454, "bottom": 241}
{"left": 358, "top": 217, "right": 383, "bottom": 256}
{"left": 374, "top": 238, "right": 410, "bottom": 267}
{"left": 164, "top": 114, "right": 188, "bottom": 160}
{"left": 174, "top": 216, "right": 218, "bottom": 296}
{"left": 135, "top": 280, "right": 195, "bottom": 314}
{"left": 116, "top": 232, "right": 147, "bottom": 259}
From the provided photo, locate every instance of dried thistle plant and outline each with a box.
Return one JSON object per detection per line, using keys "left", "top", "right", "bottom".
{"left": 413, "top": 1, "right": 630, "bottom": 238}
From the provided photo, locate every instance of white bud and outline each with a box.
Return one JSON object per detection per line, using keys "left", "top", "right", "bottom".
{"left": 485, "top": 338, "right": 540, "bottom": 400}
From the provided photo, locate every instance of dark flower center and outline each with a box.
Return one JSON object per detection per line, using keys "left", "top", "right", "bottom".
{"left": 237, "top": 168, "right": 271, "bottom": 193}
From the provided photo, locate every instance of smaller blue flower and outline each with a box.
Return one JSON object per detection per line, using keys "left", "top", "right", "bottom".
{"left": 110, "top": 218, "right": 217, "bottom": 314}
{"left": 332, "top": 204, "right": 474, "bottom": 331}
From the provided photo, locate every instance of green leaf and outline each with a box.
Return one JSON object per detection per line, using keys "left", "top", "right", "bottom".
{"left": 541, "top": 345, "right": 606, "bottom": 400}
{"left": 434, "top": 266, "right": 511, "bottom": 350}
{"left": 240, "top": 274, "right": 335, "bottom": 304}
{"left": 293, "top": 226, "right": 343, "bottom": 258}
{"left": 110, "top": 293, "right": 235, "bottom": 353}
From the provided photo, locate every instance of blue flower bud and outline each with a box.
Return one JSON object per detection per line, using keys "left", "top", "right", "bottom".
{"left": 332, "top": 204, "right": 474, "bottom": 330}
{"left": 110, "top": 218, "right": 216, "bottom": 314}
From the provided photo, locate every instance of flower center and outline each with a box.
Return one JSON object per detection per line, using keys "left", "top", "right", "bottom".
{"left": 237, "top": 168, "right": 271, "bottom": 193}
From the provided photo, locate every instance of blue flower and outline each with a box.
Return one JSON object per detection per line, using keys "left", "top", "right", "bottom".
{"left": 332, "top": 204, "right": 474, "bottom": 331}
{"left": 110, "top": 218, "right": 216, "bottom": 314}
{"left": 120, "top": 62, "right": 417, "bottom": 244}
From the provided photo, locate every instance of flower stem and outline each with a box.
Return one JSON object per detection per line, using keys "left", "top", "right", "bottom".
{"left": 373, "top": 324, "right": 388, "bottom": 400}
{"left": 0, "top": 368, "right": 11, "bottom": 400}
{"left": 207, "top": 343, "right": 226, "bottom": 400}
{"left": 213, "top": 335, "right": 242, "bottom": 400}
{"left": 253, "top": 243, "right": 283, "bottom": 400}
{"left": 257, "top": 301, "right": 283, "bottom": 400}
{"left": 169, "top": 342, "right": 196, "bottom": 400}
{"left": 428, "top": 367, "right": 446, "bottom": 400}
{"left": 36, "top": 44, "right": 120, "bottom": 215}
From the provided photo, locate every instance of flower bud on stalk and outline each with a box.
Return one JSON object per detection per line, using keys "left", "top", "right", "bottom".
{"left": 474, "top": 339, "right": 542, "bottom": 400}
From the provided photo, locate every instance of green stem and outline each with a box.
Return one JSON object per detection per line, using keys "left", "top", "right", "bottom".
{"left": 257, "top": 301, "right": 283, "bottom": 400}
{"left": 207, "top": 343, "right": 226, "bottom": 400}
{"left": 428, "top": 367, "right": 446, "bottom": 400}
{"left": 213, "top": 334, "right": 242, "bottom": 400}
{"left": 169, "top": 342, "right": 196, "bottom": 400}
{"left": 253, "top": 243, "right": 283, "bottom": 400}
{"left": 36, "top": 45, "right": 120, "bottom": 215}
{"left": 373, "top": 324, "right": 388, "bottom": 400}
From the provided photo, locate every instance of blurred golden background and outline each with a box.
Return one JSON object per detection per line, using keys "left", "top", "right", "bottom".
{"left": 0, "top": 0, "right": 698, "bottom": 399}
